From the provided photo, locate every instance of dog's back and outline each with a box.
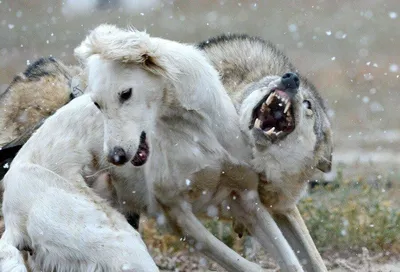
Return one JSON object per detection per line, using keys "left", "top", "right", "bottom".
{"left": 199, "top": 35, "right": 294, "bottom": 97}
{"left": 0, "top": 57, "right": 82, "bottom": 145}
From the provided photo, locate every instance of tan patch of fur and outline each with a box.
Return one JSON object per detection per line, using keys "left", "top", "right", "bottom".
{"left": 0, "top": 75, "right": 70, "bottom": 144}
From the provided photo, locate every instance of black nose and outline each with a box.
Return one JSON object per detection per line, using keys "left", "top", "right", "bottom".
{"left": 107, "top": 146, "right": 128, "bottom": 165}
{"left": 281, "top": 72, "right": 300, "bottom": 90}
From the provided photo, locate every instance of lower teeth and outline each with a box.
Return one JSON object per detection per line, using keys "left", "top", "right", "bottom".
{"left": 264, "top": 127, "right": 275, "bottom": 136}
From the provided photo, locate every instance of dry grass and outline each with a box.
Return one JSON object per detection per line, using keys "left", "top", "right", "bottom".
{"left": 300, "top": 167, "right": 400, "bottom": 255}
{"left": 139, "top": 167, "right": 400, "bottom": 270}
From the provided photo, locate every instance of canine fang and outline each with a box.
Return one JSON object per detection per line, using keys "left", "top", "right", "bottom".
{"left": 284, "top": 102, "right": 291, "bottom": 114}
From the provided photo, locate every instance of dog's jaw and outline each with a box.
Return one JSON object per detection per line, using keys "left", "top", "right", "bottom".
{"left": 131, "top": 131, "right": 149, "bottom": 167}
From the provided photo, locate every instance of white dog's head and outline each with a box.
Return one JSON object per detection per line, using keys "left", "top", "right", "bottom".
{"left": 74, "top": 24, "right": 166, "bottom": 167}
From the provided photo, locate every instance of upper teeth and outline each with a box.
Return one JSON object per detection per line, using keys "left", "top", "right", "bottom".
{"left": 261, "top": 102, "right": 269, "bottom": 112}
{"left": 254, "top": 118, "right": 262, "bottom": 129}
{"left": 253, "top": 92, "right": 294, "bottom": 138}
{"left": 284, "top": 102, "right": 291, "bottom": 114}
{"left": 266, "top": 93, "right": 274, "bottom": 105}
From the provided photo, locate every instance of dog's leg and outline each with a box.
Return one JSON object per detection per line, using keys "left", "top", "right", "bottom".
{"left": 163, "top": 201, "right": 263, "bottom": 272}
{"left": 0, "top": 230, "right": 28, "bottom": 272}
{"left": 229, "top": 191, "right": 304, "bottom": 272}
{"left": 126, "top": 213, "right": 140, "bottom": 230}
{"left": 274, "top": 207, "right": 327, "bottom": 272}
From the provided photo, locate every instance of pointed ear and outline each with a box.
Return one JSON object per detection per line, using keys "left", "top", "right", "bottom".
{"left": 316, "top": 125, "right": 333, "bottom": 173}
{"left": 316, "top": 148, "right": 332, "bottom": 173}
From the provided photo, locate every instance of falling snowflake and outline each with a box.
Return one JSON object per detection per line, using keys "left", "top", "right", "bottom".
{"left": 389, "top": 12, "right": 398, "bottom": 19}
{"left": 389, "top": 64, "right": 398, "bottom": 73}
{"left": 288, "top": 24, "right": 297, "bottom": 33}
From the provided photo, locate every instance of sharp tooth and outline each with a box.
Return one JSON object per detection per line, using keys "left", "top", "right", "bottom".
{"left": 254, "top": 118, "right": 262, "bottom": 128}
{"left": 284, "top": 102, "right": 291, "bottom": 114}
{"left": 264, "top": 127, "right": 275, "bottom": 136}
{"left": 261, "top": 102, "right": 269, "bottom": 112}
{"left": 265, "top": 94, "right": 274, "bottom": 105}
{"left": 276, "top": 131, "right": 283, "bottom": 136}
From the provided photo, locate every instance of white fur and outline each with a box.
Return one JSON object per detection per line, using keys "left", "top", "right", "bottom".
{"left": 0, "top": 26, "right": 305, "bottom": 272}
{"left": 75, "top": 24, "right": 304, "bottom": 272}
{"left": 1, "top": 95, "right": 158, "bottom": 272}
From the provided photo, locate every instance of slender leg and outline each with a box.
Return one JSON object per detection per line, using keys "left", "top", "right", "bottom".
{"left": 275, "top": 206, "right": 327, "bottom": 272}
{"left": 0, "top": 230, "right": 28, "bottom": 272}
{"left": 229, "top": 191, "right": 304, "bottom": 272}
{"left": 164, "top": 201, "right": 263, "bottom": 272}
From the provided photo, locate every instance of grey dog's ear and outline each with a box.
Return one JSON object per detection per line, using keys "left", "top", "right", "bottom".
{"left": 316, "top": 125, "right": 333, "bottom": 173}
{"left": 316, "top": 149, "right": 332, "bottom": 173}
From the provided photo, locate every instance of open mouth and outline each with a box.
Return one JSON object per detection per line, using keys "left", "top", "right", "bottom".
{"left": 131, "top": 131, "right": 149, "bottom": 167}
{"left": 250, "top": 89, "right": 295, "bottom": 141}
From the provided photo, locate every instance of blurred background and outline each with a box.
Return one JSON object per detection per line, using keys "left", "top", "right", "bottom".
{"left": 0, "top": 1, "right": 399, "bottom": 271}
{"left": 1, "top": 0, "right": 399, "bottom": 177}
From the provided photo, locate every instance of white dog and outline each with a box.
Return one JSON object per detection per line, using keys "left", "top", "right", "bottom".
{"left": 0, "top": 94, "right": 158, "bottom": 272}
{"left": 74, "top": 25, "right": 304, "bottom": 272}
{"left": 0, "top": 25, "right": 304, "bottom": 272}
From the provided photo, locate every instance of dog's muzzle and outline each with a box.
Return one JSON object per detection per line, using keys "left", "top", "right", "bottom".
{"left": 250, "top": 72, "right": 299, "bottom": 142}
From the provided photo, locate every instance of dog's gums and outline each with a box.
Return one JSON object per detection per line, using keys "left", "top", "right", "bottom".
{"left": 251, "top": 89, "right": 295, "bottom": 140}
{"left": 131, "top": 131, "right": 149, "bottom": 166}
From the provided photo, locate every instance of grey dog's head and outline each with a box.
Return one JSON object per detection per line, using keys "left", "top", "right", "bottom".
{"left": 239, "top": 73, "right": 333, "bottom": 192}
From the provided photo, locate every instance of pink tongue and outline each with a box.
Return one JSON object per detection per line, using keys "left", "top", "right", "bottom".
{"left": 139, "top": 151, "right": 146, "bottom": 159}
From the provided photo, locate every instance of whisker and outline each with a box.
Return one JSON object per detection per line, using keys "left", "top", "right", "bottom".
{"left": 85, "top": 165, "right": 114, "bottom": 178}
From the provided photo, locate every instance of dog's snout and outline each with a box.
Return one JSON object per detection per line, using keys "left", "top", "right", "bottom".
{"left": 281, "top": 72, "right": 300, "bottom": 90}
{"left": 107, "top": 146, "right": 128, "bottom": 166}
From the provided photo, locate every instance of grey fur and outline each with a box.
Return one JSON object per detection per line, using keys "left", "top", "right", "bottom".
{"left": 199, "top": 34, "right": 333, "bottom": 272}
{"left": 199, "top": 34, "right": 332, "bottom": 172}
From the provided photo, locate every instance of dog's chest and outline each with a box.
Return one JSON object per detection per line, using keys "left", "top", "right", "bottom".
{"left": 147, "top": 124, "right": 229, "bottom": 201}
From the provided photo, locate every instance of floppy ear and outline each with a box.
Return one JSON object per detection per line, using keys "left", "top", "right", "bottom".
{"left": 74, "top": 24, "right": 173, "bottom": 79}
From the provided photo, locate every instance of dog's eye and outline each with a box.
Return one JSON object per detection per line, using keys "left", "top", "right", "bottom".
{"left": 120, "top": 88, "right": 132, "bottom": 102}
{"left": 93, "top": 102, "right": 101, "bottom": 110}
{"left": 303, "top": 100, "right": 312, "bottom": 110}
{"left": 303, "top": 100, "right": 313, "bottom": 116}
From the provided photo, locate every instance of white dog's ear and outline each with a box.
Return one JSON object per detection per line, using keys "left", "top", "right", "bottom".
{"left": 74, "top": 24, "right": 165, "bottom": 74}
{"left": 74, "top": 24, "right": 119, "bottom": 64}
